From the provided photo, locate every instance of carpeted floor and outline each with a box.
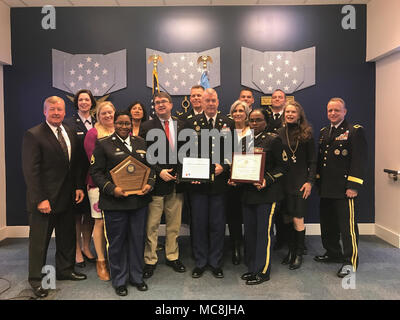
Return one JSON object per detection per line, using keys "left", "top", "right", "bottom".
{"left": 0, "top": 235, "right": 399, "bottom": 301}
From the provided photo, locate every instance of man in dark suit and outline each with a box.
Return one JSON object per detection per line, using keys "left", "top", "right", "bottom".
{"left": 22, "top": 96, "right": 87, "bottom": 298}
{"left": 141, "top": 92, "right": 186, "bottom": 278}
{"left": 186, "top": 88, "right": 235, "bottom": 279}
{"left": 314, "top": 97, "right": 367, "bottom": 278}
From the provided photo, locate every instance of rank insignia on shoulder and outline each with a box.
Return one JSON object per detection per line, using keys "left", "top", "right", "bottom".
{"left": 282, "top": 150, "right": 288, "bottom": 161}
{"left": 187, "top": 115, "right": 193, "bottom": 119}
{"left": 136, "top": 150, "right": 146, "bottom": 154}
{"left": 76, "top": 118, "right": 81, "bottom": 122}
{"left": 90, "top": 155, "right": 95, "bottom": 165}
{"left": 320, "top": 127, "right": 327, "bottom": 131}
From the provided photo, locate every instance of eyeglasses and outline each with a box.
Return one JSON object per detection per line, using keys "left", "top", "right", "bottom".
{"left": 154, "top": 99, "right": 170, "bottom": 105}
{"left": 115, "top": 121, "right": 132, "bottom": 127}
{"left": 249, "top": 118, "right": 265, "bottom": 123}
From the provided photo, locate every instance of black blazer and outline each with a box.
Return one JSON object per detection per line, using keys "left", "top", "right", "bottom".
{"left": 316, "top": 120, "right": 367, "bottom": 199}
{"left": 90, "top": 133, "right": 156, "bottom": 211}
{"left": 22, "top": 122, "right": 84, "bottom": 214}
{"left": 186, "top": 112, "right": 235, "bottom": 195}
{"left": 140, "top": 116, "right": 186, "bottom": 196}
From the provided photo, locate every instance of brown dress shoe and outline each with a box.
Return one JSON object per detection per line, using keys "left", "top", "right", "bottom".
{"left": 96, "top": 260, "right": 110, "bottom": 281}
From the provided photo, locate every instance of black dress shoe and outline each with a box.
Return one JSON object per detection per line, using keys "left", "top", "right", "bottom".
{"left": 82, "top": 252, "right": 96, "bottom": 263}
{"left": 32, "top": 286, "right": 49, "bottom": 298}
{"left": 166, "top": 259, "right": 186, "bottom": 273}
{"left": 337, "top": 264, "right": 354, "bottom": 278}
{"left": 246, "top": 273, "right": 270, "bottom": 285}
{"left": 210, "top": 267, "right": 224, "bottom": 279}
{"left": 56, "top": 271, "right": 87, "bottom": 281}
{"left": 75, "top": 261, "right": 86, "bottom": 268}
{"left": 240, "top": 272, "right": 253, "bottom": 281}
{"left": 130, "top": 281, "right": 148, "bottom": 291}
{"left": 115, "top": 285, "right": 128, "bottom": 296}
{"left": 143, "top": 264, "right": 156, "bottom": 279}
{"left": 192, "top": 267, "right": 205, "bottom": 278}
{"left": 314, "top": 254, "right": 343, "bottom": 263}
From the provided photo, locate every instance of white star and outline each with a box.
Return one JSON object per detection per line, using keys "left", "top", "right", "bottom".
{"left": 276, "top": 67, "right": 281, "bottom": 72}
{"left": 69, "top": 69, "right": 75, "bottom": 75}
{"left": 78, "top": 75, "right": 83, "bottom": 81}
{"left": 173, "top": 86, "right": 178, "bottom": 92}
{"left": 277, "top": 54, "right": 282, "bottom": 60}
{"left": 268, "top": 60, "right": 274, "bottom": 66}
{"left": 172, "top": 62, "right": 178, "bottom": 67}
{"left": 86, "top": 69, "right": 92, "bottom": 75}
{"left": 86, "top": 57, "right": 92, "bottom": 62}
{"left": 181, "top": 80, "right": 186, "bottom": 86}
{"left": 268, "top": 73, "right": 273, "bottom": 79}
{"left": 197, "top": 67, "right": 202, "bottom": 73}
{"left": 276, "top": 79, "right": 281, "bottom": 85}
{"left": 94, "top": 88, "right": 99, "bottom": 94}
{"left": 189, "top": 73, "right": 194, "bottom": 79}
{"left": 94, "top": 62, "right": 99, "bottom": 68}
{"left": 165, "top": 68, "right": 170, "bottom": 74}
{"left": 181, "top": 68, "right": 186, "bottom": 74}
{"left": 197, "top": 81, "right": 201, "bottom": 85}
{"left": 189, "top": 61, "right": 194, "bottom": 67}
{"left": 165, "top": 81, "right": 170, "bottom": 87}
{"left": 78, "top": 63, "right": 83, "bottom": 69}
{"left": 173, "top": 74, "right": 178, "bottom": 80}
{"left": 285, "top": 60, "right": 290, "bottom": 65}
{"left": 180, "top": 56, "right": 186, "bottom": 61}
{"left": 260, "top": 79, "right": 265, "bottom": 85}
{"left": 70, "top": 81, "right": 75, "bottom": 87}
{"left": 102, "top": 82, "right": 107, "bottom": 88}
{"left": 94, "top": 75, "right": 99, "bottom": 81}
{"left": 268, "top": 86, "right": 273, "bottom": 91}
{"left": 102, "top": 69, "right": 108, "bottom": 75}
{"left": 293, "top": 66, "right": 298, "bottom": 72}
{"left": 284, "top": 73, "right": 289, "bottom": 78}
{"left": 284, "top": 86, "right": 289, "bottom": 91}
{"left": 292, "top": 79, "right": 298, "bottom": 84}
{"left": 86, "top": 82, "right": 91, "bottom": 87}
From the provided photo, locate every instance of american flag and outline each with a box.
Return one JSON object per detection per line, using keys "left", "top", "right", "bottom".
{"left": 149, "top": 66, "right": 160, "bottom": 120}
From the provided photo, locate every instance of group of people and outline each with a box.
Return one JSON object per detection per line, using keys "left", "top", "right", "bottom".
{"left": 21, "top": 85, "right": 367, "bottom": 298}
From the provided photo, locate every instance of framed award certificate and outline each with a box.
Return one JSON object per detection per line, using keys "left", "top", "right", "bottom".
{"left": 110, "top": 156, "right": 151, "bottom": 195}
{"left": 230, "top": 152, "right": 265, "bottom": 184}
{"left": 180, "top": 157, "right": 211, "bottom": 182}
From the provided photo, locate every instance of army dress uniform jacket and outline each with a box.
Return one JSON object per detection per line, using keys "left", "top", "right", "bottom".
{"left": 89, "top": 133, "right": 156, "bottom": 211}
{"left": 242, "top": 131, "right": 288, "bottom": 205}
{"left": 140, "top": 116, "right": 186, "bottom": 196}
{"left": 186, "top": 112, "right": 235, "bottom": 195}
{"left": 316, "top": 120, "right": 367, "bottom": 199}
{"left": 277, "top": 125, "right": 317, "bottom": 196}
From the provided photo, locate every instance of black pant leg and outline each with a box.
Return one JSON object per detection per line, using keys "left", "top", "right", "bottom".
{"left": 320, "top": 198, "right": 342, "bottom": 257}
{"left": 54, "top": 209, "right": 76, "bottom": 276}
{"left": 226, "top": 187, "right": 243, "bottom": 245}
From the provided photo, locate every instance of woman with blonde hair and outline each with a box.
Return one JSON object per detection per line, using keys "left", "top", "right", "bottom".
{"left": 84, "top": 101, "right": 116, "bottom": 280}
{"left": 277, "top": 100, "right": 316, "bottom": 270}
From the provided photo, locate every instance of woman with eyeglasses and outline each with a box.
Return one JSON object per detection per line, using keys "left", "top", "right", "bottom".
{"left": 90, "top": 110, "right": 156, "bottom": 296}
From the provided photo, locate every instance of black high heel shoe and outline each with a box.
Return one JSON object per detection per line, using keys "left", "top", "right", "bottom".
{"left": 82, "top": 251, "right": 96, "bottom": 263}
{"left": 75, "top": 260, "right": 86, "bottom": 268}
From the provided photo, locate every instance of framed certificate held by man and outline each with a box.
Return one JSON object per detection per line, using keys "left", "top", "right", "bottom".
{"left": 230, "top": 152, "right": 265, "bottom": 184}
{"left": 110, "top": 155, "right": 151, "bottom": 195}
{"left": 180, "top": 157, "right": 211, "bottom": 182}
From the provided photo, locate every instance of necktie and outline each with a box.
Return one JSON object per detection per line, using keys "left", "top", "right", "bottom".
{"left": 85, "top": 120, "right": 91, "bottom": 125}
{"left": 208, "top": 117, "right": 214, "bottom": 129}
{"left": 124, "top": 140, "right": 132, "bottom": 152}
{"left": 164, "top": 120, "right": 174, "bottom": 149}
{"left": 274, "top": 114, "right": 280, "bottom": 121}
{"left": 329, "top": 126, "right": 337, "bottom": 140}
{"left": 57, "top": 127, "right": 69, "bottom": 161}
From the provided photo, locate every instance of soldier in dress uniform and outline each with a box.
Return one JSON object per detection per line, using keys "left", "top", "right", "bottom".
{"left": 185, "top": 88, "right": 235, "bottom": 279}
{"left": 238, "top": 88, "right": 255, "bottom": 111}
{"left": 176, "top": 85, "right": 205, "bottom": 121}
{"left": 238, "top": 109, "right": 288, "bottom": 285}
{"left": 90, "top": 111, "right": 157, "bottom": 296}
{"left": 314, "top": 98, "right": 367, "bottom": 278}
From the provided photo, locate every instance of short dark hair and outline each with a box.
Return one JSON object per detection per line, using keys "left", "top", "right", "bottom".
{"left": 126, "top": 101, "right": 148, "bottom": 121}
{"left": 240, "top": 88, "right": 254, "bottom": 96}
{"left": 114, "top": 110, "right": 132, "bottom": 123}
{"left": 249, "top": 108, "right": 267, "bottom": 121}
{"left": 154, "top": 91, "right": 172, "bottom": 103}
{"left": 73, "top": 89, "right": 96, "bottom": 110}
{"left": 191, "top": 85, "right": 205, "bottom": 91}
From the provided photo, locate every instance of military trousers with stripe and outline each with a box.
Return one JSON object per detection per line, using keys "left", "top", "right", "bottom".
{"left": 320, "top": 197, "right": 359, "bottom": 270}
{"left": 242, "top": 202, "right": 276, "bottom": 277}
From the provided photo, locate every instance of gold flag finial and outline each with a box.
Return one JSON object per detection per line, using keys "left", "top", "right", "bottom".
{"left": 148, "top": 54, "right": 163, "bottom": 69}
{"left": 197, "top": 55, "right": 213, "bottom": 70}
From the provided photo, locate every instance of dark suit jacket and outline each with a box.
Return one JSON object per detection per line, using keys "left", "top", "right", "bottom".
{"left": 140, "top": 116, "right": 186, "bottom": 196}
{"left": 22, "top": 122, "right": 84, "bottom": 214}
{"left": 90, "top": 133, "right": 156, "bottom": 211}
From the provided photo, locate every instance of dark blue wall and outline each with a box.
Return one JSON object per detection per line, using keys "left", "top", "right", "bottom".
{"left": 4, "top": 5, "right": 375, "bottom": 225}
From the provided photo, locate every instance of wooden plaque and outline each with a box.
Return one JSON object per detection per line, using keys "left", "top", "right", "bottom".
{"left": 110, "top": 156, "right": 151, "bottom": 195}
